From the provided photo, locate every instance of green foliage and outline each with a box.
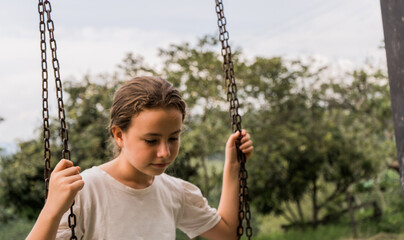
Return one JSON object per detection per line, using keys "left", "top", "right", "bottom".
{"left": 0, "top": 140, "right": 46, "bottom": 219}
{"left": 245, "top": 59, "right": 393, "bottom": 228}
{"left": 64, "top": 76, "right": 119, "bottom": 168}
{"left": 376, "top": 210, "right": 404, "bottom": 233}
{"left": 0, "top": 219, "right": 34, "bottom": 239}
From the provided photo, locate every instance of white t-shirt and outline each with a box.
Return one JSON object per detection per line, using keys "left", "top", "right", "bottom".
{"left": 56, "top": 167, "right": 221, "bottom": 240}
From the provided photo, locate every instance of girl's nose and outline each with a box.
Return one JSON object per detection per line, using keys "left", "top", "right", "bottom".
{"left": 157, "top": 142, "right": 171, "bottom": 158}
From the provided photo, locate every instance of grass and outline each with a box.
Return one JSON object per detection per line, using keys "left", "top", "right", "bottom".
{"left": 254, "top": 224, "right": 352, "bottom": 240}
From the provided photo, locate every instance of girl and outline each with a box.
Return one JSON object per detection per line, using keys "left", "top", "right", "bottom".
{"left": 27, "top": 76, "right": 253, "bottom": 240}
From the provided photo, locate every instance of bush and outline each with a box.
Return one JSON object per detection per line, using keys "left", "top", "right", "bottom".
{"left": 0, "top": 218, "right": 34, "bottom": 239}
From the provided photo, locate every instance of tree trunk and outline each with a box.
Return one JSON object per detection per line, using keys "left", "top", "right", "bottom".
{"left": 201, "top": 154, "right": 210, "bottom": 198}
{"left": 312, "top": 178, "right": 318, "bottom": 229}
{"left": 296, "top": 199, "right": 304, "bottom": 223}
{"left": 346, "top": 192, "right": 358, "bottom": 238}
{"left": 200, "top": 106, "right": 210, "bottom": 198}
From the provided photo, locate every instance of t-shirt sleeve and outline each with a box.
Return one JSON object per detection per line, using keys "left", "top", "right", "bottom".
{"left": 177, "top": 181, "right": 221, "bottom": 239}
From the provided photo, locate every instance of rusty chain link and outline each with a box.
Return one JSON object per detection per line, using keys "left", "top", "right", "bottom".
{"left": 215, "top": 0, "right": 253, "bottom": 239}
{"left": 38, "top": 1, "right": 77, "bottom": 239}
{"left": 38, "top": 0, "right": 51, "bottom": 201}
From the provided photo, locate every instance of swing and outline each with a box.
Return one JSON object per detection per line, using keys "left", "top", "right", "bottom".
{"left": 37, "top": 1, "right": 252, "bottom": 239}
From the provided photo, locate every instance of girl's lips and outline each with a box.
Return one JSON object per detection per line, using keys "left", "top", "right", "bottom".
{"left": 151, "top": 163, "right": 168, "bottom": 168}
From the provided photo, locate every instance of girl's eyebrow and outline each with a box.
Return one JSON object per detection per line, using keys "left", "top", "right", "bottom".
{"left": 144, "top": 129, "right": 182, "bottom": 137}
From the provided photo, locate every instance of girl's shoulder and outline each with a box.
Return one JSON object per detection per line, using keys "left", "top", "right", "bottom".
{"left": 158, "top": 173, "right": 192, "bottom": 188}
{"left": 79, "top": 166, "right": 112, "bottom": 192}
{"left": 80, "top": 166, "right": 103, "bottom": 181}
{"left": 158, "top": 173, "right": 204, "bottom": 198}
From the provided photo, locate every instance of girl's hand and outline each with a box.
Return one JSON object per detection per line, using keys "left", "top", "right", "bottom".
{"left": 44, "top": 159, "right": 84, "bottom": 218}
{"left": 225, "top": 129, "right": 254, "bottom": 165}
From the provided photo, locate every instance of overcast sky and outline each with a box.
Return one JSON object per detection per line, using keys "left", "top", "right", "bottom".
{"left": 0, "top": 0, "right": 386, "bottom": 153}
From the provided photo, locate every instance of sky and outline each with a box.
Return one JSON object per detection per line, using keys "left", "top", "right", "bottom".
{"left": 0, "top": 0, "right": 386, "bottom": 154}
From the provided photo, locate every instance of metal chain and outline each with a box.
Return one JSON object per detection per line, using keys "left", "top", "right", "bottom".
{"left": 215, "top": 0, "right": 253, "bottom": 239}
{"left": 38, "top": 1, "right": 77, "bottom": 239}
{"left": 38, "top": 0, "right": 51, "bottom": 201}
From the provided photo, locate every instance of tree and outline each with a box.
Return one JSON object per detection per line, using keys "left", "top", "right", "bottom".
{"left": 244, "top": 58, "right": 392, "bottom": 228}
{"left": 0, "top": 139, "right": 45, "bottom": 219}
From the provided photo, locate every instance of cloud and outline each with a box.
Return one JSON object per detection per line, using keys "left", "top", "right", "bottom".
{"left": 0, "top": 0, "right": 388, "bottom": 153}
{"left": 0, "top": 26, "right": 196, "bottom": 146}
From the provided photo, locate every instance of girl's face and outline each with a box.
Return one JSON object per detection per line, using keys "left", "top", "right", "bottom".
{"left": 115, "top": 107, "right": 183, "bottom": 179}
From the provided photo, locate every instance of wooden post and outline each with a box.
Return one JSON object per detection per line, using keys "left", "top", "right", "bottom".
{"left": 380, "top": 0, "right": 404, "bottom": 206}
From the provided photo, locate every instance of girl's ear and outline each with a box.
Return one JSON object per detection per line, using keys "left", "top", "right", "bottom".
{"left": 111, "top": 126, "right": 124, "bottom": 148}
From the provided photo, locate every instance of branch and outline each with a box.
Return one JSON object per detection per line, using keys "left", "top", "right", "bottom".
{"left": 285, "top": 201, "right": 298, "bottom": 222}
{"left": 281, "top": 200, "right": 379, "bottom": 230}
{"left": 296, "top": 199, "right": 305, "bottom": 222}
{"left": 317, "top": 183, "right": 347, "bottom": 210}
{"left": 281, "top": 209, "right": 295, "bottom": 224}
{"left": 388, "top": 161, "right": 399, "bottom": 173}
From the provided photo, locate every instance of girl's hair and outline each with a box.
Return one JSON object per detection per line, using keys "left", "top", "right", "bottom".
{"left": 108, "top": 76, "right": 186, "bottom": 155}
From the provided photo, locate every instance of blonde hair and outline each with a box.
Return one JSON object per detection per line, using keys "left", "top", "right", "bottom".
{"left": 109, "top": 76, "right": 186, "bottom": 155}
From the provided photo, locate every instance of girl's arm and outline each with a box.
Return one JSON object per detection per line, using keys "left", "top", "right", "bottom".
{"left": 26, "top": 159, "right": 84, "bottom": 240}
{"left": 201, "top": 130, "right": 254, "bottom": 240}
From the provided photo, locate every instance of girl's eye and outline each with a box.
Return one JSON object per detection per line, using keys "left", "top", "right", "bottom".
{"left": 145, "top": 139, "right": 157, "bottom": 144}
{"left": 169, "top": 137, "right": 179, "bottom": 142}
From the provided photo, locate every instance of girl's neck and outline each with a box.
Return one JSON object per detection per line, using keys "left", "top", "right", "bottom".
{"left": 100, "top": 157, "right": 154, "bottom": 189}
